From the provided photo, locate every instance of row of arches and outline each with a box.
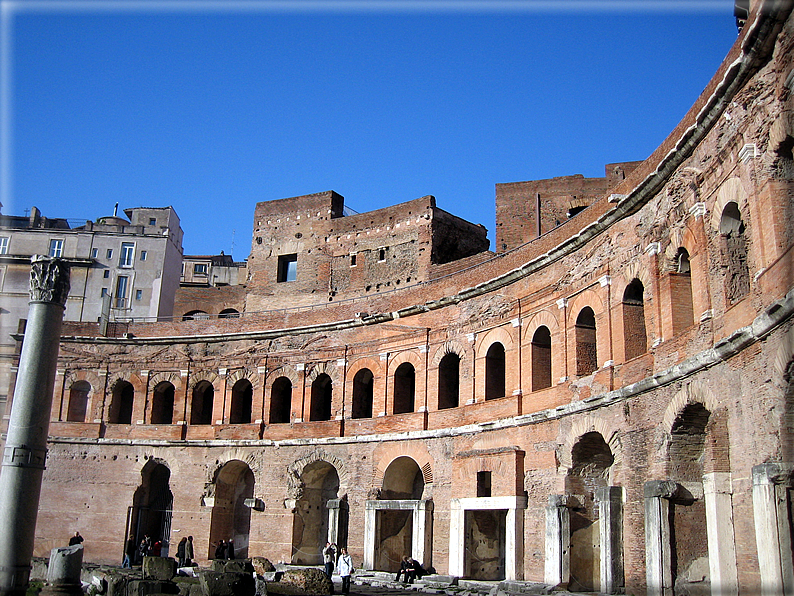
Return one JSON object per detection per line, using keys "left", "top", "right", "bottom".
{"left": 61, "top": 244, "right": 758, "bottom": 428}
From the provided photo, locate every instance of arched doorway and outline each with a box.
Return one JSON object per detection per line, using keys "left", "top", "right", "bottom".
{"left": 566, "top": 432, "right": 614, "bottom": 592}
{"left": 291, "top": 461, "right": 340, "bottom": 564}
{"left": 209, "top": 460, "right": 255, "bottom": 559}
{"left": 128, "top": 460, "right": 173, "bottom": 559}
{"left": 375, "top": 457, "right": 425, "bottom": 571}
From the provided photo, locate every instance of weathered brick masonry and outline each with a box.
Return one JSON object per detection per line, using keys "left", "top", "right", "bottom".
{"left": 11, "top": 2, "right": 794, "bottom": 594}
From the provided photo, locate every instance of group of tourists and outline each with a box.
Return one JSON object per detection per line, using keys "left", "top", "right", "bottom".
{"left": 213, "top": 538, "right": 236, "bottom": 560}
{"left": 120, "top": 533, "right": 196, "bottom": 568}
{"left": 322, "top": 541, "right": 354, "bottom": 594}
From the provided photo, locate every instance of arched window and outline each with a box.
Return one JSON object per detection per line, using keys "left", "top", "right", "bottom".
{"left": 484, "top": 343, "right": 505, "bottom": 400}
{"left": 66, "top": 380, "right": 91, "bottom": 422}
{"left": 531, "top": 326, "right": 552, "bottom": 391}
{"left": 671, "top": 247, "right": 695, "bottom": 333}
{"left": 309, "top": 374, "right": 332, "bottom": 421}
{"left": 230, "top": 379, "right": 253, "bottom": 424}
{"left": 150, "top": 382, "right": 175, "bottom": 425}
{"left": 351, "top": 368, "right": 374, "bottom": 419}
{"left": 393, "top": 363, "right": 415, "bottom": 415}
{"left": 108, "top": 380, "right": 134, "bottom": 424}
{"left": 623, "top": 279, "right": 647, "bottom": 360}
{"left": 218, "top": 308, "right": 240, "bottom": 319}
{"left": 720, "top": 202, "right": 750, "bottom": 304}
{"left": 182, "top": 310, "right": 210, "bottom": 321}
{"left": 269, "top": 377, "right": 292, "bottom": 424}
{"left": 190, "top": 381, "right": 214, "bottom": 425}
{"left": 575, "top": 307, "right": 597, "bottom": 376}
{"left": 438, "top": 353, "right": 460, "bottom": 410}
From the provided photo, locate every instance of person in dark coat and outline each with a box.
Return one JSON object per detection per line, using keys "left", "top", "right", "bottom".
{"left": 226, "top": 538, "right": 235, "bottom": 559}
{"left": 214, "top": 540, "right": 225, "bottom": 559}
{"left": 185, "top": 536, "right": 194, "bottom": 566}
{"left": 68, "top": 532, "right": 84, "bottom": 546}
{"left": 176, "top": 537, "right": 187, "bottom": 567}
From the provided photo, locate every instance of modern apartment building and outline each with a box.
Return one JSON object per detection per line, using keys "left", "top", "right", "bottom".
{"left": 0, "top": 205, "right": 183, "bottom": 413}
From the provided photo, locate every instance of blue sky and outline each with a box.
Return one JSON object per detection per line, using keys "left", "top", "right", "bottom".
{"left": 2, "top": 1, "right": 739, "bottom": 257}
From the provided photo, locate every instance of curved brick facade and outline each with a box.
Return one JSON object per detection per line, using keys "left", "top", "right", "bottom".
{"left": 14, "top": 2, "right": 794, "bottom": 594}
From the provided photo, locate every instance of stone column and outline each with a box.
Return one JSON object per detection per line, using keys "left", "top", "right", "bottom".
{"left": 41, "top": 544, "right": 83, "bottom": 596}
{"left": 411, "top": 500, "right": 433, "bottom": 569}
{"left": 544, "top": 495, "right": 571, "bottom": 588}
{"left": 327, "top": 497, "right": 349, "bottom": 548}
{"left": 448, "top": 499, "right": 465, "bottom": 577}
{"left": 596, "top": 486, "right": 623, "bottom": 595}
{"left": 363, "top": 502, "right": 378, "bottom": 571}
{"left": 505, "top": 503, "right": 524, "bottom": 581}
{"left": 644, "top": 480, "right": 678, "bottom": 596}
{"left": 752, "top": 462, "right": 794, "bottom": 596}
{"left": 703, "top": 472, "right": 738, "bottom": 596}
{"left": 0, "top": 256, "right": 70, "bottom": 596}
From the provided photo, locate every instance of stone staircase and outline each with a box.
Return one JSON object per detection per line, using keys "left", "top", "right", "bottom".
{"left": 350, "top": 571, "right": 571, "bottom": 596}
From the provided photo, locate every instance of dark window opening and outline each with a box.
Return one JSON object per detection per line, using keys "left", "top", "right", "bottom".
{"left": 190, "top": 381, "right": 214, "bottom": 425}
{"left": 393, "top": 363, "right": 416, "bottom": 415}
{"left": 277, "top": 254, "right": 298, "bottom": 282}
{"left": 109, "top": 381, "right": 134, "bottom": 424}
{"left": 438, "top": 353, "right": 460, "bottom": 410}
{"left": 477, "top": 471, "right": 492, "bottom": 497}
{"left": 575, "top": 307, "right": 597, "bottom": 376}
{"left": 230, "top": 379, "right": 253, "bottom": 424}
{"left": 310, "top": 374, "right": 333, "bottom": 421}
{"left": 623, "top": 279, "right": 647, "bottom": 360}
{"left": 269, "top": 377, "right": 292, "bottom": 424}
{"left": 150, "top": 382, "right": 175, "bottom": 425}
{"left": 485, "top": 342, "right": 506, "bottom": 400}
{"left": 352, "top": 369, "right": 374, "bottom": 419}
{"left": 531, "top": 326, "right": 552, "bottom": 390}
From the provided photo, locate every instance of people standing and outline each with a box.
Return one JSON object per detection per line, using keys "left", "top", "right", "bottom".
{"left": 226, "top": 538, "right": 235, "bottom": 560}
{"left": 185, "top": 536, "right": 194, "bottom": 566}
{"left": 68, "top": 532, "right": 83, "bottom": 546}
{"left": 122, "top": 534, "right": 136, "bottom": 568}
{"left": 337, "top": 547, "right": 353, "bottom": 594}
{"left": 176, "top": 537, "right": 187, "bottom": 567}
{"left": 214, "top": 540, "right": 226, "bottom": 560}
{"left": 322, "top": 541, "right": 337, "bottom": 580}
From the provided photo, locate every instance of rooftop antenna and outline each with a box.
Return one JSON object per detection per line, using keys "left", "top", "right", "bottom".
{"left": 230, "top": 230, "right": 236, "bottom": 258}
{"left": 113, "top": 203, "right": 119, "bottom": 217}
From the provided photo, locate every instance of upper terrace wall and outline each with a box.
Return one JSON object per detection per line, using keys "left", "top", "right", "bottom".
{"left": 245, "top": 193, "right": 488, "bottom": 311}
{"left": 494, "top": 161, "right": 642, "bottom": 253}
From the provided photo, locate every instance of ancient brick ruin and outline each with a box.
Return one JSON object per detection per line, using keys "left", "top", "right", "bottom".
{"left": 11, "top": 1, "right": 794, "bottom": 594}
